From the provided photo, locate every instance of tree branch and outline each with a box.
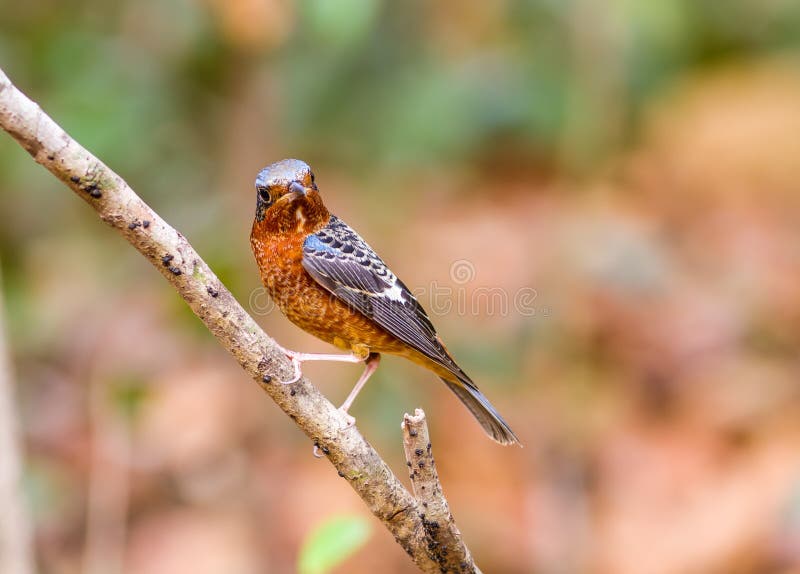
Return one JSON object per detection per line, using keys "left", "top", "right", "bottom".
{"left": 0, "top": 66, "right": 479, "bottom": 573}
{"left": 403, "top": 409, "right": 481, "bottom": 574}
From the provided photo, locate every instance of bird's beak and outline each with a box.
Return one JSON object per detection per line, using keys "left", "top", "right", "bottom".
{"left": 283, "top": 180, "right": 308, "bottom": 202}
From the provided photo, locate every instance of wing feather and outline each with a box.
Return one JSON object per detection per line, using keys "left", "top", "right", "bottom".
{"left": 302, "top": 216, "right": 462, "bottom": 378}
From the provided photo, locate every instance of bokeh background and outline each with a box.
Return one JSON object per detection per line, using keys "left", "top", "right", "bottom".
{"left": 2, "top": 0, "right": 800, "bottom": 572}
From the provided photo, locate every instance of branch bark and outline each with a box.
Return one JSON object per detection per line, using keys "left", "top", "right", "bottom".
{"left": 0, "top": 66, "right": 479, "bottom": 573}
{"left": 403, "top": 409, "right": 482, "bottom": 574}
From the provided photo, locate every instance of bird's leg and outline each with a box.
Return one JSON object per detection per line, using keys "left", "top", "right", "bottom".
{"left": 312, "top": 353, "right": 382, "bottom": 458}
{"left": 339, "top": 353, "right": 381, "bottom": 425}
{"left": 274, "top": 343, "right": 363, "bottom": 385}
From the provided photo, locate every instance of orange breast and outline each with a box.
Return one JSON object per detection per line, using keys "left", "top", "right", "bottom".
{"left": 251, "top": 229, "right": 405, "bottom": 356}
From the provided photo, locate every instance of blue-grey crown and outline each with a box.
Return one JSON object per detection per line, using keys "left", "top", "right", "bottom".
{"left": 256, "top": 159, "right": 311, "bottom": 188}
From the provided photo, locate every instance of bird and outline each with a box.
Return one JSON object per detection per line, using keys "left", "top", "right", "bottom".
{"left": 250, "top": 159, "right": 519, "bottom": 445}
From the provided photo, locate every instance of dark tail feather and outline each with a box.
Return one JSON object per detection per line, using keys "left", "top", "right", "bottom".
{"left": 441, "top": 377, "right": 521, "bottom": 446}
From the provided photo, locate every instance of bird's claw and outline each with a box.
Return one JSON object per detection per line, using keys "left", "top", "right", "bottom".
{"left": 278, "top": 356, "right": 303, "bottom": 385}
{"left": 312, "top": 445, "right": 325, "bottom": 458}
{"left": 339, "top": 409, "right": 356, "bottom": 430}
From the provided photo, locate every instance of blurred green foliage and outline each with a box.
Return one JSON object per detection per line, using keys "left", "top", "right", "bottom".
{"left": 1, "top": 0, "right": 798, "bottom": 311}
{"left": 298, "top": 514, "right": 372, "bottom": 574}
{"left": 2, "top": 0, "right": 800, "bottom": 184}
{"left": 2, "top": 0, "right": 800, "bottom": 426}
{"left": 3, "top": 1, "right": 800, "bottom": 573}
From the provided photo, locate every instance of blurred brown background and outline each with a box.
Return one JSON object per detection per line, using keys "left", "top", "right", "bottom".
{"left": 2, "top": 0, "right": 800, "bottom": 572}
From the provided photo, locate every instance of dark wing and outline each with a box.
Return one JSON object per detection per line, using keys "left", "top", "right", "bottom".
{"left": 304, "top": 216, "right": 521, "bottom": 445}
{"left": 302, "top": 216, "right": 463, "bottom": 378}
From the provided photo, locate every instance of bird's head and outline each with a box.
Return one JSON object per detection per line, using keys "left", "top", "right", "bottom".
{"left": 253, "top": 159, "right": 330, "bottom": 234}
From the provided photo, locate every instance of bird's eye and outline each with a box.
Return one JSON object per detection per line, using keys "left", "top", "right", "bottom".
{"left": 257, "top": 186, "right": 272, "bottom": 204}
{"left": 310, "top": 172, "right": 315, "bottom": 183}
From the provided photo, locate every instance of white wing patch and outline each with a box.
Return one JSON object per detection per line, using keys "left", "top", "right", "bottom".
{"left": 382, "top": 279, "right": 406, "bottom": 302}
